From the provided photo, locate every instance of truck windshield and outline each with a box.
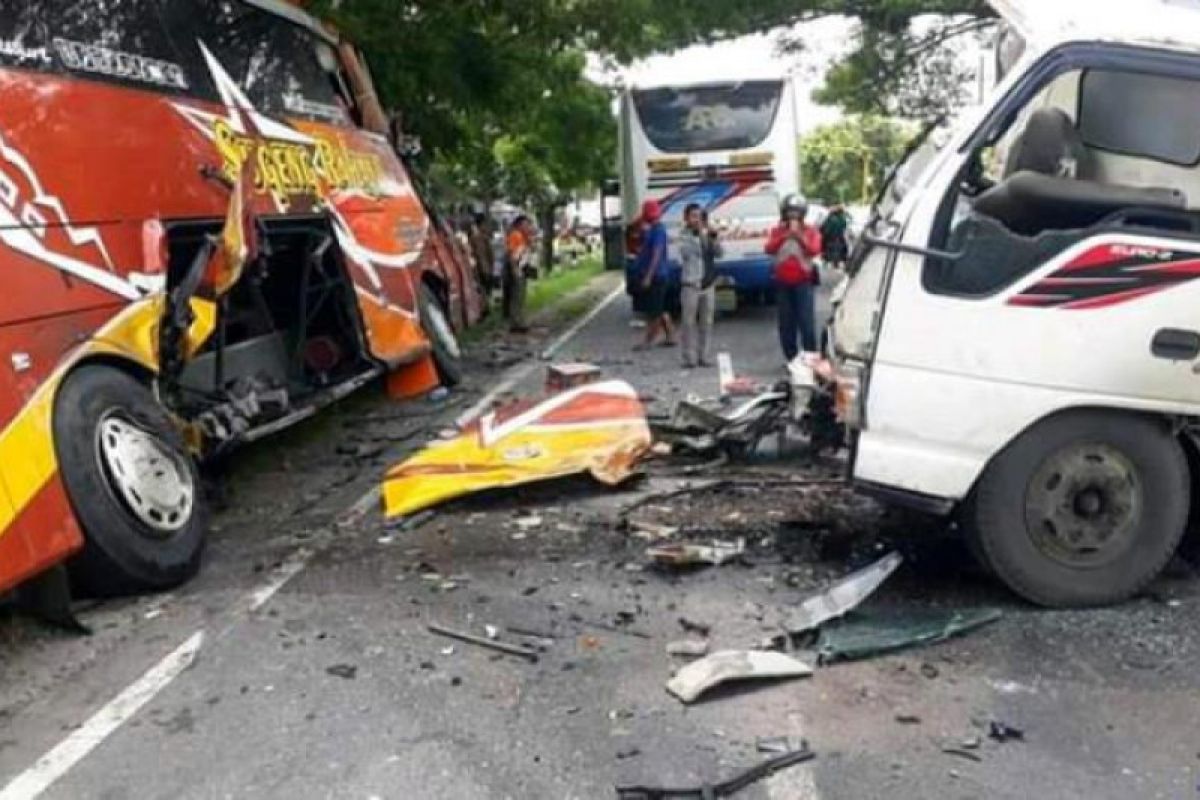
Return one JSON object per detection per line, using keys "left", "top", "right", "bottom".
{"left": 632, "top": 81, "right": 784, "bottom": 153}
{"left": 869, "top": 117, "right": 951, "bottom": 229}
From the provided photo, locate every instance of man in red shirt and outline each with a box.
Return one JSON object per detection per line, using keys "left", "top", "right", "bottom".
{"left": 765, "top": 194, "right": 822, "bottom": 362}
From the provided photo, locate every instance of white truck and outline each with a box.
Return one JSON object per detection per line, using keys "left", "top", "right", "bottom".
{"left": 825, "top": 0, "right": 1200, "bottom": 606}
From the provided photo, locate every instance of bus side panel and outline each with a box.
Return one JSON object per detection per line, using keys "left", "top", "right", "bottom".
{"left": 0, "top": 321, "right": 99, "bottom": 594}
{"left": 0, "top": 472, "right": 82, "bottom": 595}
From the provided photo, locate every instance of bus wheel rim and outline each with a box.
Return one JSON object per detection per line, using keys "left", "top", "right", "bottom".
{"left": 95, "top": 413, "right": 194, "bottom": 537}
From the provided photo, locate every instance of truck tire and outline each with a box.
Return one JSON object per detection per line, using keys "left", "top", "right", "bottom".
{"left": 54, "top": 365, "right": 206, "bottom": 597}
{"left": 418, "top": 283, "right": 463, "bottom": 387}
{"left": 967, "top": 410, "right": 1188, "bottom": 607}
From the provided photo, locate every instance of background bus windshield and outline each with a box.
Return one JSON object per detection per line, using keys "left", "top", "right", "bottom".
{"left": 632, "top": 81, "right": 784, "bottom": 153}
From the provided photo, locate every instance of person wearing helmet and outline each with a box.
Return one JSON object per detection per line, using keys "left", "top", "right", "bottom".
{"left": 633, "top": 198, "right": 677, "bottom": 350}
{"left": 765, "top": 194, "right": 822, "bottom": 361}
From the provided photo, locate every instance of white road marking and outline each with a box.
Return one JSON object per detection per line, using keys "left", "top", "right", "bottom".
{"left": 246, "top": 547, "right": 315, "bottom": 612}
{"left": 0, "top": 632, "right": 205, "bottom": 800}
{"left": 539, "top": 282, "right": 625, "bottom": 361}
{"left": 456, "top": 282, "right": 624, "bottom": 430}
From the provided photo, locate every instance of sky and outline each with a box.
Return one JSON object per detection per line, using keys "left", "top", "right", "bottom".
{"left": 589, "top": 17, "right": 856, "bottom": 135}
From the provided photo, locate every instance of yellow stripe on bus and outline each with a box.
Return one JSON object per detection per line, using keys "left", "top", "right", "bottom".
{"left": 0, "top": 378, "right": 62, "bottom": 536}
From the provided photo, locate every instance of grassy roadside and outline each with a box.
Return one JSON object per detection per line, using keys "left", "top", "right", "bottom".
{"left": 463, "top": 254, "right": 607, "bottom": 345}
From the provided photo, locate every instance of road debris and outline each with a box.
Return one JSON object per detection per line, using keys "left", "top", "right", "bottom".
{"left": 383, "top": 380, "right": 651, "bottom": 518}
{"left": 626, "top": 519, "right": 679, "bottom": 542}
{"left": 817, "top": 608, "right": 1003, "bottom": 665}
{"left": 647, "top": 539, "right": 745, "bottom": 568}
{"left": 679, "top": 617, "right": 712, "bottom": 637}
{"left": 755, "top": 736, "right": 803, "bottom": 755}
{"left": 615, "top": 743, "right": 816, "bottom": 799}
{"left": 389, "top": 509, "right": 437, "bottom": 532}
{"left": 666, "top": 639, "right": 710, "bottom": 657}
{"left": 427, "top": 623, "right": 539, "bottom": 662}
{"left": 942, "top": 746, "right": 983, "bottom": 763}
{"left": 762, "top": 552, "right": 904, "bottom": 649}
{"left": 666, "top": 650, "right": 813, "bottom": 704}
{"left": 545, "top": 362, "right": 602, "bottom": 392}
{"left": 988, "top": 720, "right": 1026, "bottom": 743}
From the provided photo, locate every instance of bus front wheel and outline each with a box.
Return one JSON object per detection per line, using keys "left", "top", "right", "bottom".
{"left": 55, "top": 365, "right": 206, "bottom": 597}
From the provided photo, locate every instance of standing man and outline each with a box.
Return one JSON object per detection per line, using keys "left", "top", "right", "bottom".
{"left": 678, "top": 203, "right": 721, "bottom": 367}
{"left": 634, "top": 199, "right": 676, "bottom": 350}
{"left": 765, "top": 194, "right": 822, "bottom": 362}
{"left": 504, "top": 215, "right": 534, "bottom": 333}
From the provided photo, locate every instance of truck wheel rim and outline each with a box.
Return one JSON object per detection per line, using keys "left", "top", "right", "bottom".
{"left": 423, "top": 298, "right": 461, "bottom": 359}
{"left": 96, "top": 414, "right": 195, "bottom": 536}
{"left": 1023, "top": 443, "right": 1140, "bottom": 568}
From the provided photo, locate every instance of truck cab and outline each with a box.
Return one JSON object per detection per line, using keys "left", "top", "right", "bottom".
{"left": 826, "top": 0, "right": 1200, "bottom": 606}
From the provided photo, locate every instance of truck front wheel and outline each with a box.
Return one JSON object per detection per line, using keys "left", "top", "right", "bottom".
{"left": 967, "top": 410, "right": 1188, "bottom": 608}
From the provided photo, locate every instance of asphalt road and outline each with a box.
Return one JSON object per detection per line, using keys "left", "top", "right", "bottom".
{"left": 1, "top": 272, "right": 1199, "bottom": 800}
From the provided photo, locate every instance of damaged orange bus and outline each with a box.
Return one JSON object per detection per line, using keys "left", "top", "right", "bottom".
{"left": 0, "top": 0, "right": 483, "bottom": 598}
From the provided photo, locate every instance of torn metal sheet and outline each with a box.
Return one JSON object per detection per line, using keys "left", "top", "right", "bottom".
{"left": 666, "top": 650, "right": 813, "bottom": 704}
{"left": 817, "top": 607, "right": 1003, "bottom": 665}
{"left": 764, "top": 552, "right": 903, "bottom": 648}
{"left": 382, "top": 380, "right": 651, "bottom": 518}
{"left": 647, "top": 539, "right": 745, "bottom": 568}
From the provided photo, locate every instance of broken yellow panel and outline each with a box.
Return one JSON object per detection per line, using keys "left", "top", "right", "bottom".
{"left": 383, "top": 380, "right": 651, "bottom": 519}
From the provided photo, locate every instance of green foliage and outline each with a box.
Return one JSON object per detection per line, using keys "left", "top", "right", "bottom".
{"left": 809, "top": 16, "right": 994, "bottom": 120}
{"left": 313, "top": 0, "right": 996, "bottom": 208}
{"left": 799, "top": 115, "right": 914, "bottom": 204}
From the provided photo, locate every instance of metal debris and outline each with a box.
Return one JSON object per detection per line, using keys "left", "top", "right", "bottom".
{"left": 666, "top": 650, "right": 813, "bottom": 704}
{"left": 615, "top": 743, "right": 816, "bottom": 799}
{"left": 427, "top": 623, "right": 539, "bottom": 662}
{"left": 763, "top": 552, "right": 904, "bottom": 649}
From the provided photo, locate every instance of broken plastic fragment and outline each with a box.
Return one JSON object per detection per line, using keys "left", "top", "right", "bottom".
{"left": 666, "top": 650, "right": 812, "bottom": 704}
{"left": 764, "top": 551, "right": 903, "bottom": 647}
{"left": 816, "top": 607, "right": 1002, "bottom": 665}
{"left": 647, "top": 539, "right": 745, "bottom": 567}
{"left": 382, "top": 380, "right": 651, "bottom": 518}
{"left": 665, "top": 639, "right": 710, "bottom": 657}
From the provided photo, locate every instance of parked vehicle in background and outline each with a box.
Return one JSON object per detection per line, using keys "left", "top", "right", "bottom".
{"left": 0, "top": 0, "right": 482, "bottom": 599}
{"left": 824, "top": 0, "right": 1200, "bottom": 607}
{"left": 616, "top": 78, "right": 801, "bottom": 307}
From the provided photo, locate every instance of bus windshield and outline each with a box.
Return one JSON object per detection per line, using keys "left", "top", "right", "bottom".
{"left": 631, "top": 81, "right": 784, "bottom": 154}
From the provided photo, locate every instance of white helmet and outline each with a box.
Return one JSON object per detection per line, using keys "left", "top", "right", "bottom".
{"left": 780, "top": 193, "right": 809, "bottom": 218}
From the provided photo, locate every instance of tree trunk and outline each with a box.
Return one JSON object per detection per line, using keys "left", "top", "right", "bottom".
{"left": 537, "top": 204, "right": 556, "bottom": 274}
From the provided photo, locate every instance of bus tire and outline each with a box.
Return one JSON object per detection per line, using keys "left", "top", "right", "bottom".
{"left": 966, "top": 410, "right": 1187, "bottom": 608}
{"left": 54, "top": 365, "right": 206, "bottom": 597}
{"left": 418, "top": 283, "right": 463, "bottom": 387}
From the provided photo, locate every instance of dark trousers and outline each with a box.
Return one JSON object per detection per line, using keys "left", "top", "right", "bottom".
{"left": 776, "top": 283, "right": 817, "bottom": 361}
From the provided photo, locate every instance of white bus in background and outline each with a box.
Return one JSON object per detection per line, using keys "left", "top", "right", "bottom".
{"left": 615, "top": 78, "right": 801, "bottom": 303}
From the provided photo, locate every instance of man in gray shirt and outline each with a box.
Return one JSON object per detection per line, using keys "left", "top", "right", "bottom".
{"left": 678, "top": 203, "right": 722, "bottom": 368}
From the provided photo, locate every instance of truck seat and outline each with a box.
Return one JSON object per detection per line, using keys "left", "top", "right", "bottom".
{"left": 973, "top": 108, "right": 1186, "bottom": 235}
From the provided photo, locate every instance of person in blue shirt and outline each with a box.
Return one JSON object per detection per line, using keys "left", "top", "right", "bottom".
{"left": 633, "top": 199, "right": 677, "bottom": 350}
